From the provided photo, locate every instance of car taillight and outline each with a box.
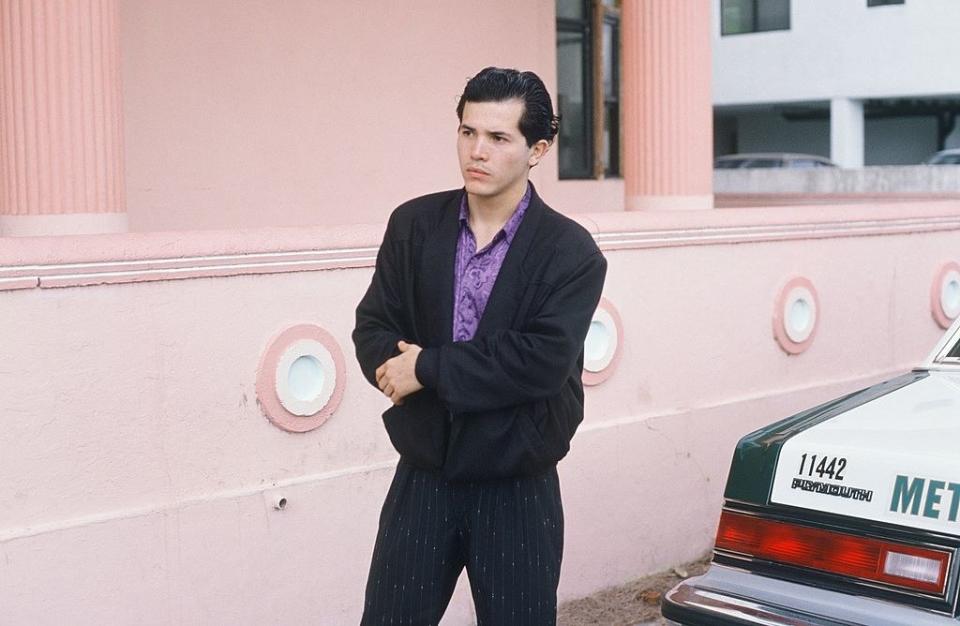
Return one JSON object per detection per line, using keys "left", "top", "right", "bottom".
{"left": 715, "top": 510, "right": 951, "bottom": 595}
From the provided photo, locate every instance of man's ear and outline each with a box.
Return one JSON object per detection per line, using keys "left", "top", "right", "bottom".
{"left": 528, "top": 139, "right": 551, "bottom": 168}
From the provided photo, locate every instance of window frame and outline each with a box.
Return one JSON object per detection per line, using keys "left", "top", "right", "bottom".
{"left": 720, "top": 0, "right": 791, "bottom": 37}
{"left": 598, "top": 6, "right": 620, "bottom": 178}
{"left": 557, "top": 0, "right": 621, "bottom": 180}
{"left": 557, "top": 4, "right": 594, "bottom": 179}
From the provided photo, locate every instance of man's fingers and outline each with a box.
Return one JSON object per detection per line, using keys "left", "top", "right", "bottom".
{"left": 376, "top": 349, "right": 418, "bottom": 400}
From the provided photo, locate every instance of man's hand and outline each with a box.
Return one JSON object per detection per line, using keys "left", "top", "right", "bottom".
{"left": 375, "top": 341, "right": 424, "bottom": 405}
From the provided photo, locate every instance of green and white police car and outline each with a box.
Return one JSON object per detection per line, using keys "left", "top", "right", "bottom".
{"left": 663, "top": 322, "right": 960, "bottom": 625}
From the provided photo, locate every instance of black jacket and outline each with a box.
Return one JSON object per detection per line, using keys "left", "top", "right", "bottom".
{"left": 352, "top": 185, "right": 607, "bottom": 481}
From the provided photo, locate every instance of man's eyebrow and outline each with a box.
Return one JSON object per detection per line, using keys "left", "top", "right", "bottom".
{"left": 480, "top": 129, "right": 515, "bottom": 140}
{"left": 459, "top": 124, "right": 514, "bottom": 138}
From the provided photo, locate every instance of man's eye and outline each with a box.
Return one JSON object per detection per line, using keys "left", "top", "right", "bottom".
{"left": 493, "top": 136, "right": 506, "bottom": 143}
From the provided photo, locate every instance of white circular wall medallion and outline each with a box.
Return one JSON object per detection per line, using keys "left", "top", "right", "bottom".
{"left": 583, "top": 297, "right": 623, "bottom": 386}
{"left": 256, "top": 324, "right": 345, "bottom": 433}
{"left": 773, "top": 277, "right": 820, "bottom": 355}
{"left": 275, "top": 340, "right": 336, "bottom": 416}
{"left": 931, "top": 262, "right": 960, "bottom": 329}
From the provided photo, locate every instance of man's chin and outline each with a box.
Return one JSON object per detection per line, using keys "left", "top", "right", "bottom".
{"left": 463, "top": 181, "right": 495, "bottom": 196}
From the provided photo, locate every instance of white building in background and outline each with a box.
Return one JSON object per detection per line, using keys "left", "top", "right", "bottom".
{"left": 712, "top": 0, "right": 960, "bottom": 167}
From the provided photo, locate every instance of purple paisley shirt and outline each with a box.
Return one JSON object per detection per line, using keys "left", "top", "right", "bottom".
{"left": 452, "top": 185, "right": 531, "bottom": 341}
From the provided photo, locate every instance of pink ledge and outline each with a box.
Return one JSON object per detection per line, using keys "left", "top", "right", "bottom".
{"left": 1, "top": 196, "right": 959, "bottom": 271}
{"left": 585, "top": 197, "right": 960, "bottom": 234}
{"left": 0, "top": 222, "right": 386, "bottom": 267}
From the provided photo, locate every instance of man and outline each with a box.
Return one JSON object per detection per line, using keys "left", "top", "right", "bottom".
{"left": 353, "top": 67, "right": 607, "bottom": 625}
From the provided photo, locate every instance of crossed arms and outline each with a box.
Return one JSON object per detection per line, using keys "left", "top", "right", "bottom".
{"left": 353, "top": 217, "right": 607, "bottom": 414}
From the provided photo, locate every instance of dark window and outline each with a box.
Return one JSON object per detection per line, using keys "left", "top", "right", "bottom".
{"left": 600, "top": 14, "right": 619, "bottom": 176}
{"left": 867, "top": 0, "right": 904, "bottom": 6}
{"left": 721, "top": 0, "right": 790, "bottom": 36}
{"left": 556, "top": 0, "right": 621, "bottom": 179}
{"left": 557, "top": 22, "right": 591, "bottom": 179}
{"left": 557, "top": 0, "right": 586, "bottom": 19}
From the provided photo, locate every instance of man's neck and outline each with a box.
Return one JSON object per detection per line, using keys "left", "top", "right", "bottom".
{"left": 466, "top": 180, "right": 529, "bottom": 230}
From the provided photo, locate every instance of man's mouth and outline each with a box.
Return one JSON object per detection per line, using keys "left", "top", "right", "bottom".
{"left": 466, "top": 167, "right": 489, "bottom": 177}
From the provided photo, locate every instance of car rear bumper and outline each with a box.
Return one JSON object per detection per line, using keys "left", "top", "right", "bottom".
{"left": 661, "top": 564, "right": 956, "bottom": 626}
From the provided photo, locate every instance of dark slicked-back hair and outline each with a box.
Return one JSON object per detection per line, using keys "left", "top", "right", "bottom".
{"left": 456, "top": 67, "right": 560, "bottom": 147}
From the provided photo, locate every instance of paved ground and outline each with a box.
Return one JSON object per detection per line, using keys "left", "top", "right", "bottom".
{"left": 556, "top": 555, "right": 711, "bottom": 626}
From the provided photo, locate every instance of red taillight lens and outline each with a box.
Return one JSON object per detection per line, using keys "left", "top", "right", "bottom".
{"left": 715, "top": 510, "right": 951, "bottom": 594}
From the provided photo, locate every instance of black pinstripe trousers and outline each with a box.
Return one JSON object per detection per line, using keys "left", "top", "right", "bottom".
{"left": 360, "top": 461, "right": 564, "bottom": 626}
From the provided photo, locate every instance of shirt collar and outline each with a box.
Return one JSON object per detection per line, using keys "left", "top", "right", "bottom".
{"left": 458, "top": 183, "right": 531, "bottom": 245}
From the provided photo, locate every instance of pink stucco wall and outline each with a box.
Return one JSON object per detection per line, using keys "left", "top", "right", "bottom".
{"left": 2, "top": 199, "right": 958, "bottom": 623}
{"left": 118, "top": 0, "right": 581, "bottom": 232}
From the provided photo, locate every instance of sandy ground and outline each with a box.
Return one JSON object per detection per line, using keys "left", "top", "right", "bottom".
{"left": 557, "top": 555, "right": 711, "bottom": 626}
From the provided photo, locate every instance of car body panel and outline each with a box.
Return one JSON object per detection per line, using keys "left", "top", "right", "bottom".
{"left": 715, "top": 152, "right": 838, "bottom": 169}
{"left": 925, "top": 149, "right": 960, "bottom": 165}
{"left": 771, "top": 373, "right": 960, "bottom": 535}
{"left": 663, "top": 317, "right": 960, "bottom": 623}
{"left": 723, "top": 371, "right": 927, "bottom": 506}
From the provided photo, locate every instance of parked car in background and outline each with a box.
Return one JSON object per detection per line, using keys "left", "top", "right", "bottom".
{"left": 715, "top": 152, "right": 838, "bottom": 169}
{"left": 662, "top": 319, "right": 960, "bottom": 625}
{"left": 925, "top": 149, "right": 960, "bottom": 165}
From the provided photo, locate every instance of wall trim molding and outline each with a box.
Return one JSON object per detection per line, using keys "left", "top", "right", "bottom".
{"left": 0, "top": 247, "right": 379, "bottom": 290}
{"left": 3, "top": 206, "right": 960, "bottom": 291}
{"left": 594, "top": 214, "right": 960, "bottom": 250}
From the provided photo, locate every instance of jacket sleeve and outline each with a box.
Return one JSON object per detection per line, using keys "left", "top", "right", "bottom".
{"left": 352, "top": 215, "right": 407, "bottom": 388}
{"left": 415, "top": 249, "right": 606, "bottom": 414}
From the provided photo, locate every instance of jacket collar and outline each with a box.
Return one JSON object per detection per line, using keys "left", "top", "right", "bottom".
{"left": 419, "top": 182, "right": 546, "bottom": 345}
{"left": 418, "top": 192, "right": 459, "bottom": 346}
{"left": 474, "top": 182, "right": 545, "bottom": 336}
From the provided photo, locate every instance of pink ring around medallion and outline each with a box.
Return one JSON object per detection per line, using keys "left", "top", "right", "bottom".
{"left": 583, "top": 297, "right": 624, "bottom": 386}
{"left": 773, "top": 277, "right": 819, "bottom": 355}
{"left": 256, "top": 324, "right": 346, "bottom": 433}
{"left": 931, "top": 261, "right": 960, "bottom": 330}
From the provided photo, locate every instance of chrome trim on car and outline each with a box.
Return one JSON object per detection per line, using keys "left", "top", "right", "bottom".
{"left": 663, "top": 565, "right": 960, "bottom": 625}
{"left": 663, "top": 581, "right": 854, "bottom": 625}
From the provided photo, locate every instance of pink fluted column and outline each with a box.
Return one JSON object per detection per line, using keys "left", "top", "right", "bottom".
{"left": 621, "top": 0, "right": 713, "bottom": 211}
{"left": 0, "top": 0, "right": 127, "bottom": 237}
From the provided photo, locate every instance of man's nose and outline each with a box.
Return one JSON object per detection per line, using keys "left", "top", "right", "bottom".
{"left": 471, "top": 138, "right": 488, "bottom": 160}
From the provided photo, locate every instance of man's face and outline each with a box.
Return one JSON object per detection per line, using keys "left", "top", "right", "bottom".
{"left": 457, "top": 99, "right": 548, "bottom": 203}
